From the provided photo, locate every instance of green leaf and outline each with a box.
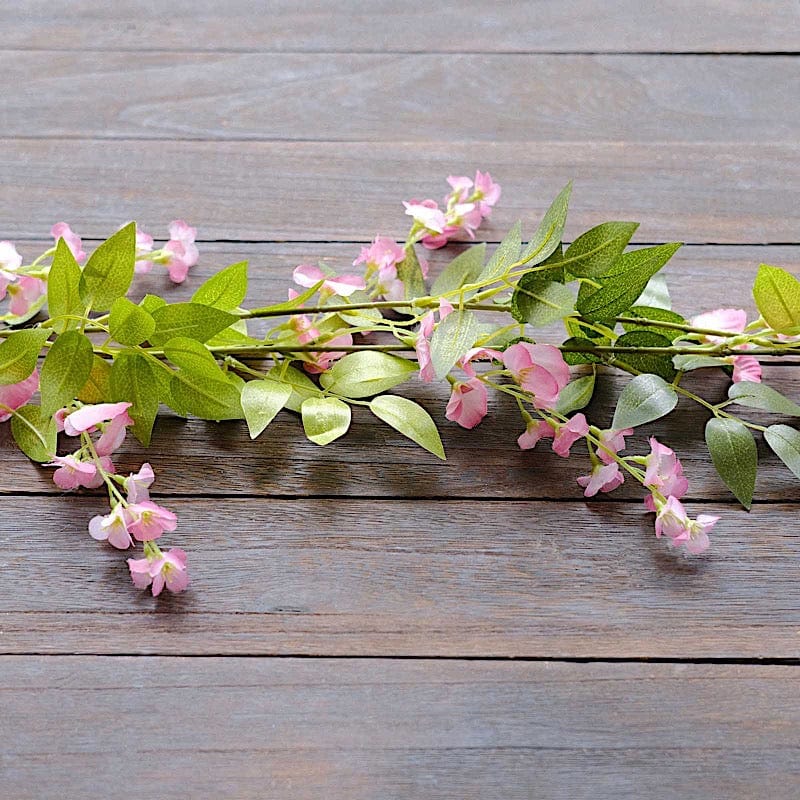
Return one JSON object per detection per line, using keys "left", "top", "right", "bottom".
{"left": 613, "top": 331, "right": 677, "bottom": 382}
{"left": 622, "top": 306, "right": 686, "bottom": 338}
{"left": 169, "top": 370, "right": 243, "bottom": 421}
{"left": 241, "top": 379, "right": 292, "bottom": 439}
{"left": 163, "top": 337, "right": 224, "bottom": 379}
{"left": 576, "top": 243, "right": 682, "bottom": 321}
{"left": 431, "top": 244, "right": 486, "bottom": 295}
{"left": 334, "top": 290, "right": 383, "bottom": 326}
{"left": 139, "top": 294, "right": 166, "bottom": 314}
{"left": 300, "top": 396, "right": 351, "bottom": 445}
{"left": 728, "top": 381, "right": 800, "bottom": 416}
{"left": 149, "top": 302, "right": 238, "bottom": 347}
{"left": 612, "top": 373, "right": 678, "bottom": 429}
{"left": 476, "top": 221, "right": 522, "bottom": 284}
{"left": 10, "top": 404, "right": 57, "bottom": 462}
{"left": 78, "top": 222, "right": 136, "bottom": 312}
{"left": 39, "top": 330, "right": 94, "bottom": 416}
{"left": 0, "top": 328, "right": 49, "bottom": 385}
{"left": 555, "top": 373, "right": 596, "bottom": 415}
{"left": 562, "top": 336, "right": 607, "bottom": 365}
{"left": 519, "top": 181, "right": 572, "bottom": 266}
{"left": 77, "top": 355, "right": 112, "bottom": 404}
{"left": 764, "top": 424, "right": 800, "bottom": 481}
{"left": 191, "top": 261, "right": 248, "bottom": 310}
{"left": 705, "top": 417, "right": 757, "bottom": 509}
{"left": 563, "top": 221, "right": 639, "bottom": 278}
{"left": 109, "top": 297, "right": 156, "bottom": 346}
{"left": 369, "top": 394, "right": 445, "bottom": 459}
{"left": 510, "top": 273, "right": 575, "bottom": 326}
{"left": 267, "top": 364, "right": 320, "bottom": 413}
{"left": 109, "top": 350, "right": 160, "bottom": 445}
{"left": 429, "top": 310, "right": 480, "bottom": 380}
{"left": 319, "top": 351, "right": 418, "bottom": 398}
{"left": 396, "top": 246, "right": 427, "bottom": 299}
{"left": 672, "top": 354, "right": 727, "bottom": 371}
{"left": 635, "top": 274, "right": 671, "bottom": 310}
{"left": 753, "top": 264, "right": 800, "bottom": 332}
{"left": 47, "top": 237, "right": 83, "bottom": 333}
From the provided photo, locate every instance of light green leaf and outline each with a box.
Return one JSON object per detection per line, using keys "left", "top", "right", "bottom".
{"left": 319, "top": 351, "right": 417, "bottom": 398}
{"left": 429, "top": 309, "right": 480, "bottom": 380}
{"left": 241, "top": 379, "right": 292, "bottom": 439}
{"left": 476, "top": 221, "right": 522, "bottom": 284}
{"left": 139, "top": 294, "right": 166, "bottom": 314}
{"left": 613, "top": 331, "right": 677, "bottom": 382}
{"left": 109, "top": 350, "right": 160, "bottom": 445}
{"left": 149, "top": 302, "right": 238, "bottom": 347}
{"left": 612, "top": 373, "right": 678, "bottom": 429}
{"left": 268, "top": 364, "right": 320, "bottom": 413}
{"left": 77, "top": 355, "right": 112, "bottom": 404}
{"left": 510, "top": 274, "right": 574, "bottom": 326}
{"left": 300, "top": 396, "right": 351, "bottom": 445}
{"left": 555, "top": 373, "right": 596, "bottom": 415}
{"left": 109, "top": 296, "right": 156, "bottom": 346}
{"left": 191, "top": 261, "right": 248, "bottom": 310}
{"left": 672, "top": 354, "right": 726, "bottom": 371}
{"left": 764, "top": 424, "right": 800, "bottom": 481}
{"left": 728, "top": 381, "right": 800, "bottom": 416}
{"left": 431, "top": 243, "right": 486, "bottom": 295}
{"left": 47, "top": 237, "right": 83, "bottom": 333}
{"left": 39, "top": 330, "right": 94, "bottom": 415}
{"left": 0, "top": 328, "right": 49, "bottom": 385}
{"left": 635, "top": 274, "right": 671, "bottom": 310}
{"left": 753, "top": 264, "right": 800, "bottom": 332}
{"left": 169, "top": 370, "right": 243, "bottom": 421}
{"left": 397, "top": 246, "right": 427, "bottom": 299}
{"left": 11, "top": 404, "right": 57, "bottom": 462}
{"left": 369, "top": 394, "right": 445, "bottom": 459}
{"left": 519, "top": 181, "right": 572, "bottom": 266}
{"left": 335, "top": 290, "right": 383, "bottom": 326}
{"left": 705, "top": 417, "right": 757, "bottom": 509}
{"left": 163, "top": 336, "right": 224, "bottom": 379}
{"left": 78, "top": 222, "right": 136, "bottom": 312}
{"left": 563, "top": 221, "right": 639, "bottom": 278}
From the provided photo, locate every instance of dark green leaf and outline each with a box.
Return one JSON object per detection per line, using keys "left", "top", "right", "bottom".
{"left": 77, "top": 355, "right": 112, "bottom": 404}
{"left": 621, "top": 306, "right": 686, "bottom": 339}
{"left": 39, "top": 330, "right": 94, "bottom": 415}
{"left": 705, "top": 417, "right": 757, "bottom": 509}
{"left": 562, "top": 337, "right": 607, "bottom": 365}
{"left": 149, "top": 302, "right": 238, "bottom": 347}
{"left": 109, "top": 350, "right": 160, "bottom": 445}
{"left": 612, "top": 373, "right": 678, "bottom": 429}
{"left": 47, "top": 237, "right": 83, "bottom": 333}
{"left": 612, "top": 330, "right": 677, "bottom": 381}
{"left": 0, "top": 328, "right": 49, "bottom": 385}
{"left": 554, "top": 373, "right": 596, "bottom": 415}
{"left": 510, "top": 273, "right": 574, "bottom": 326}
{"left": 563, "top": 221, "right": 639, "bottom": 278}
{"left": 78, "top": 222, "right": 136, "bottom": 312}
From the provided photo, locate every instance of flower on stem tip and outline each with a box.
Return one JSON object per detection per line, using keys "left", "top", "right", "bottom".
{"left": 163, "top": 220, "right": 199, "bottom": 283}
{"left": 293, "top": 264, "right": 366, "bottom": 298}
{"left": 654, "top": 495, "right": 717, "bottom": 554}
{"left": 127, "top": 500, "right": 178, "bottom": 541}
{"left": 596, "top": 427, "right": 634, "bottom": 465}
{"left": 690, "top": 307, "right": 761, "bottom": 384}
{"left": 445, "top": 377, "right": 488, "bottom": 429}
{"left": 128, "top": 547, "right": 189, "bottom": 596}
{"left": 551, "top": 413, "right": 590, "bottom": 458}
{"left": 517, "top": 418, "right": 555, "bottom": 450}
{"left": 577, "top": 461, "right": 625, "bottom": 497}
{"left": 46, "top": 454, "right": 115, "bottom": 491}
{"left": 51, "top": 223, "right": 86, "bottom": 262}
{"left": 0, "top": 241, "right": 22, "bottom": 298}
{"left": 502, "top": 342, "right": 570, "bottom": 409}
{"left": 0, "top": 370, "right": 39, "bottom": 422}
{"left": 643, "top": 436, "right": 688, "bottom": 512}
{"left": 89, "top": 503, "right": 133, "bottom": 550}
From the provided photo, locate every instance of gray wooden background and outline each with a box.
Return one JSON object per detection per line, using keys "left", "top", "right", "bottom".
{"left": 2, "top": 2, "right": 800, "bottom": 798}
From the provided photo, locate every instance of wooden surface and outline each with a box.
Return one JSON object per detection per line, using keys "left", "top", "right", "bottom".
{"left": 2, "top": 3, "right": 800, "bottom": 798}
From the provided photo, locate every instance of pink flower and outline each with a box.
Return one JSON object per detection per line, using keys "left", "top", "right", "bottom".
{"left": 502, "top": 342, "right": 570, "bottom": 409}
{"left": 293, "top": 264, "right": 366, "bottom": 298}
{"left": 552, "top": 413, "right": 590, "bottom": 458}
{"left": 304, "top": 332, "right": 353, "bottom": 374}
{"left": 732, "top": 355, "right": 762, "bottom": 383}
{"left": 0, "top": 241, "right": 22, "bottom": 299}
{"left": 63, "top": 402, "right": 132, "bottom": 436}
{"left": 403, "top": 199, "right": 446, "bottom": 234}
{"left": 134, "top": 228, "right": 155, "bottom": 274}
{"left": 473, "top": 170, "right": 501, "bottom": 216}
{"left": 47, "top": 455, "right": 102, "bottom": 490}
{"left": 577, "top": 461, "right": 625, "bottom": 497}
{"left": 51, "top": 222, "right": 86, "bottom": 262}
{"left": 596, "top": 427, "right": 634, "bottom": 465}
{"left": 163, "top": 220, "right": 199, "bottom": 283}
{"left": 127, "top": 500, "right": 178, "bottom": 542}
{"left": 446, "top": 175, "right": 474, "bottom": 202}
{"left": 353, "top": 236, "right": 409, "bottom": 300}
{"left": 127, "top": 548, "right": 189, "bottom": 596}
{"left": 654, "top": 496, "right": 717, "bottom": 554}
{"left": 643, "top": 437, "right": 689, "bottom": 511}
{"left": 457, "top": 347, "right": 504, "bottom": 378}
{"left": 445, "top": 378, "right": 488, "bottom": 429}
{"left": 691, "top": 308, "right": 747, "bottom": 338}
{"left": 94, "top": 409, "right": 134, "bottom": 456}
{"left": 0, "top": 369, "right": 39, "bottom": 422}
{"left": 125, "top": 462, "right": 155, "bottom": 503}
{"left": 88, "top": 504, "right": 133, "bottom": 549}
{"left": 7, "top": 276, "right": 46, "bottom": 318}
{"left": 517, "top": 418, "right": 556, "bottom": 450}
{"left": 415, "top": 300, "right": 454, "bottom": 382}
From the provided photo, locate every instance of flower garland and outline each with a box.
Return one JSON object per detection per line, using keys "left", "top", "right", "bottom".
{"left": 2, "top": 173, "right": 799, "bottom": 595}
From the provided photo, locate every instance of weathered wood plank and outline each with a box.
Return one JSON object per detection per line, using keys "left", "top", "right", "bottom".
{"left": 2, "top": 140, "right": 799, "bottom": 243}
{"left": 2, "top": 659, "right": 798, "bottom": 799}
{"left": 4, "top": 0, "right": 800, "bottom": 53}
{"left": 4, "top": 53, "right": 799, "bottom": 142}
{"left": 2, "top": 498, "right": 800, "bottom": 656}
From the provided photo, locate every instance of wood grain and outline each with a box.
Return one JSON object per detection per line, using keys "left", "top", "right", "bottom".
{"left": 4, "top": 0, "right": 800, "bottom": 53}
{"left": 3, "top": 497, "right": 800, "bottom": 657}
{"left": 2, "top": 658, "right": 798, "bottom": 799}
{"left": 5, "top": 53, "right": 800, "bottom": 142}
{"left": 2, "top": 140, "right": 800, "bottom": 243}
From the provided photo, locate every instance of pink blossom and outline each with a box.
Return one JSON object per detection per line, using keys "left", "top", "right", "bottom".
{"left": 654, "top": 495, "right": 717, "bottom": 554}
{"left": 457, "top": 347, "right": 504, "bottom": 378}
{"left": 163, "top": 220, "right": 199, "bottom": 283}
{"left": 134, "top": 228, "right": 155, "bottom": 274}
{"left": 303, "top": 332, "right": 353, "bottom": 374}
{"left": 47, "top": 455, "right": 103, "bottom": 490}
{"left": 445, "top": 378, "right": 488, "bottom": 429}
{"left": 577, "top": 461, "right": 625, "bottom": 497}
{"left": 731, "top": 355, "right": 762, "bottom": 383}
{"left": 0, "top": 370, "right": 39, "bottom": 422}
{"left": 0, "top": 241, "right": 22, "bottom": 299}
{"left": 415, "top": 300, "right": 454, "bottom": 382}
{"left": 63, "top": 402, "right": 132, "bottom": 436}
{"left": 502, "top": 342, "right": 570, "bottom": 409}
{"left": 8, "top": 276, "right": 46, "bottom": 317}
{"left": 127, "top": 500, "right": 178, "bottom": 542}
{"left": 127, "top": 548, "right": 189, "bottom": 596}
{"left": 51, "top": 222, "right": 86, "bottom": 262}
{"left": 643, "top": 437, "right": 689, "bottom": 511}
{"left": 596, "top": 427, "right": 634, "bottom": 465}
{"left": 293, "top": 264, "right": 366, "bottom": 298}
{"left": 691, "top": 308, "right": 747, "bottom": 338}
{"left": 517, "top": 418, "right": 556, "bottom": 450}
{"left": 552, "top": 413, "right": 590, "bottom": 458}
{"left": 353, "top": 236, "right": 410, "bottom": 300}
{"left": 473, "top": 170, "right": 501, "bottom": 216}
{"left": 403, "top": 199, "right": 446, "bottom": 234}
{"left": 446, "top": 175, "right": 474, "bottom": 202}
{"left": 94, "top": 409, "right": 134, "bottom": 456}
{"left": 125, "top": 462, "right": 155, "bottom": 503}
{"left": 88, "top": 504, "right": 133, "bottom": 549}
